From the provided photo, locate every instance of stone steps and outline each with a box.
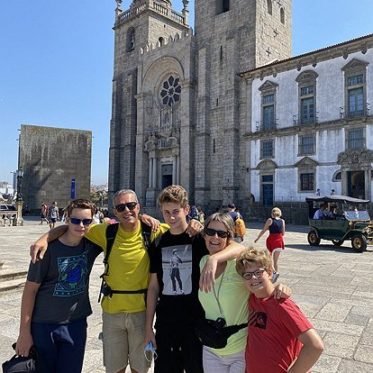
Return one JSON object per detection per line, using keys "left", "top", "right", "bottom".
{"left": 0, "top": 262, "right": 27, "bottom": 293}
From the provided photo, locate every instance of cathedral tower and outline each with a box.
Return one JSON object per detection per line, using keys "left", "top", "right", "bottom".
{"left": 108, "top": 0, "right": 190, "bottom": 204}
{"left": 193, "top": 0, "right": 292, "bottom": 208}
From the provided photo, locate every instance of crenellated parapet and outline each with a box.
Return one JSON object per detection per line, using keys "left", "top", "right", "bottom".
{"left": 140, "top": 29, "right": 193, "bottom": 55}
{"left": 114, "top": 0, "right": 188, "bottom": 28}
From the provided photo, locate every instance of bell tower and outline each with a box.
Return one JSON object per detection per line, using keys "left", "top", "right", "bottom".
{"left": 193, "top": 0, "right": 292, "bottom": 208}
{"left": 108, "top": 0, "right": 190, "bottom": 204}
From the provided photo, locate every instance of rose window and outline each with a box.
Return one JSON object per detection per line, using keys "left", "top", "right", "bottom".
{"left": 160, "top": 75, "right": 181, "bottom": 106}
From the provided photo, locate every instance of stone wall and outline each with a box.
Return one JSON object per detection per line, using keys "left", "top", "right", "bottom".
{"left": 19, "top": 125, "right": 92, "bottom": 210}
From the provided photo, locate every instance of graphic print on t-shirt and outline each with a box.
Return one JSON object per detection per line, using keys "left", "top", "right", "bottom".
{"left": 54, "top": 253, "right": 88, "bottom": 297}
{"left": 249, "top": 310, "right": 267, "bottom": 329}
{"left": 161, "top": 244, "right": 192, "bottom": 295}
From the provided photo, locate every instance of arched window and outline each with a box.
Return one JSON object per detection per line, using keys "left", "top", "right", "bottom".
{"left": 159, "top": 37, "right": 164, "bottom": 46}
{"left": 280, "top": 8, "right": 285, "bottom": 24}
{"left": 126, "top": 27, "right": 135, "bottom": 52}
{"left": 267, "top": 0, "right": 272, "bottom": 15}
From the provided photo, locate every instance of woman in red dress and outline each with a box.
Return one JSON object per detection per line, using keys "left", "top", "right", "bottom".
{"left": 254, "top": 207, "right": 285, "bottom": 282}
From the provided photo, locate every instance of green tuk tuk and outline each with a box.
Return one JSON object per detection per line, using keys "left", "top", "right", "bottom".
{"left": 306, "top": 195, "right": 373, "bottom": 252}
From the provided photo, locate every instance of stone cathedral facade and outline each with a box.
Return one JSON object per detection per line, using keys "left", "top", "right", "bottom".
{"left": 109, "top": 0, "right": 292, "bottom": 213}
{"left": 108, "top": 0, "right": 373, "bottom": 219}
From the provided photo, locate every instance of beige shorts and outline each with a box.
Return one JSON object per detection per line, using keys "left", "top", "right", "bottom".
{"left": 102, "top": 311, "right": 150, "bottom": 373}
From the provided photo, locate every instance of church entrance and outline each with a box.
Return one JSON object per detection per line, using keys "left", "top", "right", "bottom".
{"left": 161, "top": 164, "right": 173, "bottom": 189}
{"left": 347, "top": 171, "right": 365, "bottom": 199}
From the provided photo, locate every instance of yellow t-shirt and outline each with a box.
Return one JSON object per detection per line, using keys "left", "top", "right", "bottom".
{"left": 86, "top": 222, "right": 169, "bottom": 314}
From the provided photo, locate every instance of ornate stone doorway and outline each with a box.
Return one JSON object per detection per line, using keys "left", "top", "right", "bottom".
{"left": 347, "top": 171, "right": 365, "bottom": 199}
{"left": 161, "top": 164, "right": 173, "bottom": 189}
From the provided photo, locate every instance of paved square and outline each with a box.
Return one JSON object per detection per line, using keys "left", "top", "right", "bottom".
{"left": 1, "top": 218, "right": 372, "bottom": 372}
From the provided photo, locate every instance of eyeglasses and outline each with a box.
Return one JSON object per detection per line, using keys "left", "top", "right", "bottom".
{"left": 115, "top": 202, "right": 138, "bottom": 212}
{"left": 144, "top": 342, "right": 158, "bottom": 362}
{"left": 242, "top": 269, "right": 266, "bottom": 280}
{"left": 70, "top": 217, "right": 93, "bottom": 226}
{"left": 204, "top": 227, "right": 229, "bottom": 238}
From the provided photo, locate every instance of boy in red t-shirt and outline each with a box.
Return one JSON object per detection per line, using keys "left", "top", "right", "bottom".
{"left": 236, "top": 248, "right": 324, "bottom": 373}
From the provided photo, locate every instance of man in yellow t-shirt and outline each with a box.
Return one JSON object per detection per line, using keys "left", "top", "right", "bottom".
{"left": 87, "top": 189, "right": 168, "bottom": 373}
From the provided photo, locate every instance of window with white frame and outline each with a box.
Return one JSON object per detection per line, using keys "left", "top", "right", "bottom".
{"left": 296, "top": 71, "right": 318, "bottom": 125}
{"left": 300, "top": 172, "right": 314, "bottom": 191}
{"left": 261, "top": 139, "right": 274, "bottom": 158}
{"left": 298, "top": 134, "right": 315, "bottom": 155}
{"left": 259, "top": 81, "right": 278, "bottom": 131}
{"left": 346, "top": 127, "right": 365, "bottom": 150}
{"left": 342, "top": 59, "right": 368, "bottom": 118}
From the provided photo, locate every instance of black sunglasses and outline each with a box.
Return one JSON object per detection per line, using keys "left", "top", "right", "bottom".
{"left": 115, "top": 202, "right": 138, "bottom": 212}
{"left": 204, "top": 227, "right": 230, "bottom": 238}
{"left": 70, "top": 217, "right": 93, "bottom": 226}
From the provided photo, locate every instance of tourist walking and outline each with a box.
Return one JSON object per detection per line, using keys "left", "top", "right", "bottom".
{"left": 254, "top": 207, "right": 285, "bottom": 282}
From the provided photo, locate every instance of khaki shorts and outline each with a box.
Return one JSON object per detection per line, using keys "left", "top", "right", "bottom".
{"left": 102, "top": 311, "right": 150, "bottom": 373}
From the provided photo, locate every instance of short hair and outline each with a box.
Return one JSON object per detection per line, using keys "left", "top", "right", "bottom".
{"left": 271, "top": 207, "right": 282, "bottom": 218}
{"left": 204, "top": 212, "right": 235, "bottom": 239}
{"left": 113, "top": 189, "right": 138, "bottom": 206}
{"left": 158, "top": 185, "right": 189, "bottom": 208}
{"left": 66, "top": 199, "right": 96, "bottom": 217}
{"left": 236, "top": 247, "right": 272, "bottom": 276}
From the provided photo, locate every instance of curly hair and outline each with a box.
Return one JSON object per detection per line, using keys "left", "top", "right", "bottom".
{"left": 235, "top": 247, "right": 272, "bottom": 277}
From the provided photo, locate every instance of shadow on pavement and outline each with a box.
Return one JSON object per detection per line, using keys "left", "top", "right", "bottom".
{"left": 286, "top": 243, "right": 358, "bottom": 254}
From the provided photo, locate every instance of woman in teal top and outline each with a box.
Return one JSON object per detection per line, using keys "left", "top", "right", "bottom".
{"left": 198, "top": 213, "right": 248, "bottom": 372}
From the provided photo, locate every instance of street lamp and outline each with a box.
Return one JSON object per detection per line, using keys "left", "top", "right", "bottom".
{"left": 16, "top": 169, "right": 24, "bottom": 225}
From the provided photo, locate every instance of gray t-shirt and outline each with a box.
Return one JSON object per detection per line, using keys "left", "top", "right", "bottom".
{"left": 27, "top": 237, "right": 102, "bottom": 324}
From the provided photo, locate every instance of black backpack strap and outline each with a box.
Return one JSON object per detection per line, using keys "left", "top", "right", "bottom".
{"left": 140, "top": 221, "right": 152, "bottom": 251}
{"left": 104, "top": 223, "right": 119, "bottom": 269}
{"left": 98, "top": 223, "right": 119, "bottom": 302}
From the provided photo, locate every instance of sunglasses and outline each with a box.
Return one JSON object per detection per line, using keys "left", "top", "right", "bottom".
{"left": 115, "top": 202, "right": 138, "bottom": 212}
{"left": 70, "top": 217, "right": 93, "bottom": 226}
{"left": 242, "top": 269, "right": 266, "bottom": 280}
{"left": 204, "top": 227, "right": 229, "bottom": 238}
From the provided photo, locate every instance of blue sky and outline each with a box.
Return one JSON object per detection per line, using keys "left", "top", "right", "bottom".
{"left": 0, "top": 0, "right": 372, "bottom": 185}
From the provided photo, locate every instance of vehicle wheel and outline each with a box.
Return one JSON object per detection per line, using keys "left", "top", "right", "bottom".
{"left": 332, "top": 240, "right": 344, "bottom": 246}
{"left": 351, "top": 235, "right": 367, "bottom": 252}
{"left": 307, "top": 230, "right": 320, "bottom": 246}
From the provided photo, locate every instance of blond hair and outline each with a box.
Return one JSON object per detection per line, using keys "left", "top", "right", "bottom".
{"left": 236, "top": 247, "right": 272, "bottom": 276}
{"left": 204, "top": 212, "right": 235, "bottom": 240}
{"left": 271, "top": 207, "right": 282, "bottom": 218}
{"left": 158, "top": 185, "right": 189, "bottom": 208}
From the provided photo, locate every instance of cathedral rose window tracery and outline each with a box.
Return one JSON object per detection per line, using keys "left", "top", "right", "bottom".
{"left": 160, "top": 75, "right": 181, "bottom": 106}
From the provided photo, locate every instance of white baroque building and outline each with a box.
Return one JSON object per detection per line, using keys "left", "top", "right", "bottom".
{"left": 242, "top": 34, "right": 373, "bottom": 207}
{"left": 108, "top": 0, "right": 373, "bottom": 219}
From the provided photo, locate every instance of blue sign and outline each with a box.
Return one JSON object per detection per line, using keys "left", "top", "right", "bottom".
{"left": 71, "top": 178, "right": 76, "bottom": 199}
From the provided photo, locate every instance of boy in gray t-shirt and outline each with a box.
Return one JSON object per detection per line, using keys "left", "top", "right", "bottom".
{"left": 16, "top": 199, "right": 101, "bottom": 373}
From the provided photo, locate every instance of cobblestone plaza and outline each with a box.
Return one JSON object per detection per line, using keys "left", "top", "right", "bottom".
{"left": 1, "top": 218, "right": 373, "bottom": 372}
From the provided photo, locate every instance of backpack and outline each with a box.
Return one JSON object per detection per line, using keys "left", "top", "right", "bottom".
{"left": 235, "top": 217, "right": 246, "bottom": 238}
{"left": 98, "top": 221, "right": 154, "bottom": 302}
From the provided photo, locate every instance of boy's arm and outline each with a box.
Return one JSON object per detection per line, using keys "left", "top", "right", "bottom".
{"left": 145, "top": 274, "right": 160, "bottom": 348}
{"left": 16, "top": 281, "right": 41, "bottom": 356}
{"left": 287, "top": 328, "right": 324, "bottom": 373}
{"left": 30, "top": 225, "right": 68, "bottom": 263}
{"left": 199, "top": 241, "right": 245, "bottom": 292}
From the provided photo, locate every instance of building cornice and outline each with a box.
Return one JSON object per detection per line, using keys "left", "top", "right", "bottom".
{"left": 239, "top": 34, "right": 373, "bottom": 80}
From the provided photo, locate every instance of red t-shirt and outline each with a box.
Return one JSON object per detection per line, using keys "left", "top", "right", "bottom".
{"left": 247, "top": 295, "right": 313, "bottom": 373}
